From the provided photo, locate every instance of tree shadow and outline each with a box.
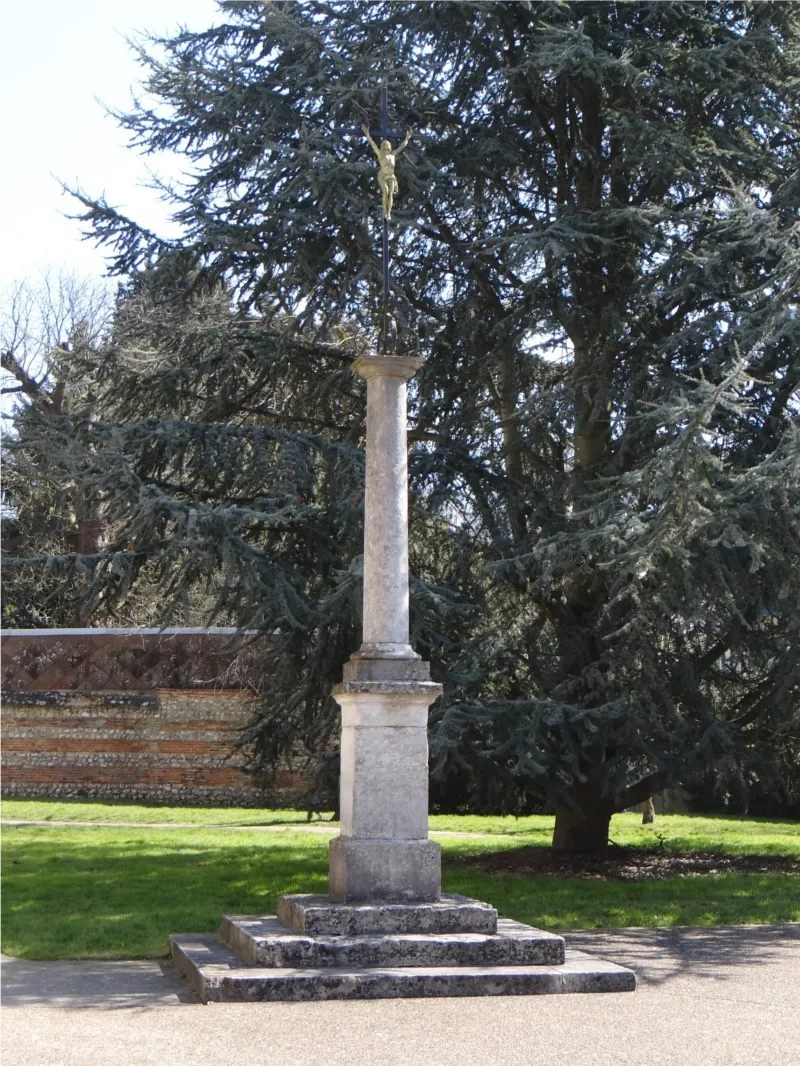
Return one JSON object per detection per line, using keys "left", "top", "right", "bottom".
{"left": 0, "top": 956, "right": 196, "bottom": 1009}
{"left": 2, "top": 834, "right": 329, "bottom": 962}
{"left": 566, "top": 924, "right": 800, "bottom": 989}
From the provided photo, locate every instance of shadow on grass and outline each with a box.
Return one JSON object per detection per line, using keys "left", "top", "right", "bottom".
{"left": 2, "top": 832, "right": 329, "bottom": 960}
{"left": 4, "top": 826, "right": 798, "bottom": 961}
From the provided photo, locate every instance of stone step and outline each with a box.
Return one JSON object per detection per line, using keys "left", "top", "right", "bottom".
{"left": 171, "top": 934, "right": 636, "bottom": 1002}
{"left": 278, "top": 892, "right": 498, "bottom": 935}
{"left": 221, "top": 915, "right": 566, "bottom": 969}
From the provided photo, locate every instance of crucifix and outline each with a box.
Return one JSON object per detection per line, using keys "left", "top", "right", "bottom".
{"left": 344, "top": 87, "right": 414, "bottom": 354}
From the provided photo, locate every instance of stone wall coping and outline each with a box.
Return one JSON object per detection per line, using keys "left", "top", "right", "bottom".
{"left": 2, "top": 630, "right": 275, "bottom": 692}
{"left": 1, "top": 628, "right": 268, "bottom": 638}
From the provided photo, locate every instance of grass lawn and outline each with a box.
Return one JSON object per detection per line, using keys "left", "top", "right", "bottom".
{"left": 2, "top": 802, "right": 798, "bottom": 960}
{"left": 4, "top": 799, "right": 799, "bottom": 855}
{"left": 0, "top": 798, "right": 323, "bottom": 827}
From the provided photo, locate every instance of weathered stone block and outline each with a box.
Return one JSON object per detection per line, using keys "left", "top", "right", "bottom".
{"left": 329, "top": 837, "right": 441, "bottom": 903}
{"left": 170, "top": 935, "right": 637, "bottom": 1003}
{"left": 220, "top": 915, "right": 565, "bottom": 968}
{"left": 339, "top": 724, "right": 430, "bottom": 839}
{"left": 277, "top": 893, "right": 498, "bottom": 935}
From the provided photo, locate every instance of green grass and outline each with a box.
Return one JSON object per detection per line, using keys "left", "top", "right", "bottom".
{"left": 0, "top": 798, "right": 327, "bottom": 827}
{"left": 5, "top": 799, "right": 798, "bottom": 856}
{"left": 441, "top": 811, "right": 800, "bottom": 857}
{"left": 2, "top": 808, "right": 798, "bottom": 960}
{"left": 2, "top": 825, "right": 329, "bottom": 960}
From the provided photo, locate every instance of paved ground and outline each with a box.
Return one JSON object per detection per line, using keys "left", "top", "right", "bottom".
{"left": 2, "top": 924, "right": 799, "bottom": 1066}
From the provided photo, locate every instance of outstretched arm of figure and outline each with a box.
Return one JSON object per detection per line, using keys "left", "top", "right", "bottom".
{"left": 395, "top": 128, "right": 414, "bottom": 155}
{"left": 362, "top": 125, "right": 381, "bottom": 158}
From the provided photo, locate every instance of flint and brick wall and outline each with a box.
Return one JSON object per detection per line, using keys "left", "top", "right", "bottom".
{"left": 1, "top": 629, "right": 306, "bottom": 807}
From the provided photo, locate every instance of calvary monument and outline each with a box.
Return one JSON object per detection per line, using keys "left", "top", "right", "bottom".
{"left": 171, "top": 91, "right": 636, "bottom": 1000}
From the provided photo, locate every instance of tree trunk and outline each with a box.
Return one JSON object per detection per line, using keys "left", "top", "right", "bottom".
{"left": 71, "top": 503, "right": 104, "bottom": 626}
{"left": 552, "top": 803, "right": 613, "bottom": 852}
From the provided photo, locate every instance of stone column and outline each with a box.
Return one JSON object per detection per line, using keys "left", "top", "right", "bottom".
{"left": 329, "top": 354, "right": 442, "bottom": 903}
{"left": 358, "top": 354, "right": 417, "bottom": 659}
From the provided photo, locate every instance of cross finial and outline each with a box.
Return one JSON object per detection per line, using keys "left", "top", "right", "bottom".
{"left": 332, "top": 88, "right": 415, "bottom": 354}
{"left": 359, "top": 88, "right": 414, "bottom": 353}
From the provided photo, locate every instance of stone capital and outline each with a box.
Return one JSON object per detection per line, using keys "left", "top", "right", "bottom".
{"left": 352, "top": 353, "right": 423, "bottom": 382}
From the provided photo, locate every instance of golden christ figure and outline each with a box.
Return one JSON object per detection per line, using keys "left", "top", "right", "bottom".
{"left": 362, "top": 124, "right": 413, "bottom": 219}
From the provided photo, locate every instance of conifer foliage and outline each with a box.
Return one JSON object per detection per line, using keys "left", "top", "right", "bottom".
{"left": 6, "top": 2, "right": 800, "bottom": 845}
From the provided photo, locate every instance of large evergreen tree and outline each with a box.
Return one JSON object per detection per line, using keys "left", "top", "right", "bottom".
{"left": 8, "top": 1, "right": 800, "bottom": 845}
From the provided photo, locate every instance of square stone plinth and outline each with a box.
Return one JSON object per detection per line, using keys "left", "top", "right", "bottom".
{"left": 278, "top": 893, "right": 498, "bottom": 936}
{"left": 328, "top": 837, "right": 441, "bottom": 903}
{"left": 334, "top": 687, "right": 440, "bottom": 843}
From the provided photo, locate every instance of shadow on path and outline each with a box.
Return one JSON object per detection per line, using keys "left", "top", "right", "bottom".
{"left": 0, "top": 956, "right": 194, "bottom": 1009}
{"left": 2, "top": 925, "right": 798, "bottom": 1009}
{"left": 568, "top": 923, "right": 800, "bottom": 990}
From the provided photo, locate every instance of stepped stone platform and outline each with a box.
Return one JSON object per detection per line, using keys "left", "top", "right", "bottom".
{"left": 171, "top": 893, "right": 636, "bottom": 1002}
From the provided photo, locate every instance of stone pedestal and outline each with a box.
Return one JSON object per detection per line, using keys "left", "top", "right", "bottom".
{"left": 327, "top": 352, "right": 443, "bottom": 903}
{"left": 329, "top": 673, "right": 442, "bottom": 903}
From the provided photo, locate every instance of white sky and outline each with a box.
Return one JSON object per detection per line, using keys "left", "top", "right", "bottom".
{"left": 0, "top": 0, "right": 223, "bottom": 290}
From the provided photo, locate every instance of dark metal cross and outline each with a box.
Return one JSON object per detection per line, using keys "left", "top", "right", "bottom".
{"left": 335, "top": 87, "right": 411, "bottom": 353}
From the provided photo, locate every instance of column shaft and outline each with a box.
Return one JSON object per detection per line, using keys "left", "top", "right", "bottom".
{"left": 353, "top": 354, "right": 421, "bottom": 659}
{"left": 362, "top": 373, "right": 411, "bottom": 650}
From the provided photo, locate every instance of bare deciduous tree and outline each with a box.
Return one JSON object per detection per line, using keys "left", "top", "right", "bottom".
{"left": 1, "top": 272, "right": 113, "bottom": 625}
{"left": 1, "top": 271, "right": 112, "bottom": 416}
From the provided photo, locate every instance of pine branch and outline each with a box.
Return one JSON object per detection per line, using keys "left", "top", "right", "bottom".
{"left": 613, "top": 772, "right": 668, "bottom": 813}
{"left": 694, "top": 606, "right": 760, "bottom": 675}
